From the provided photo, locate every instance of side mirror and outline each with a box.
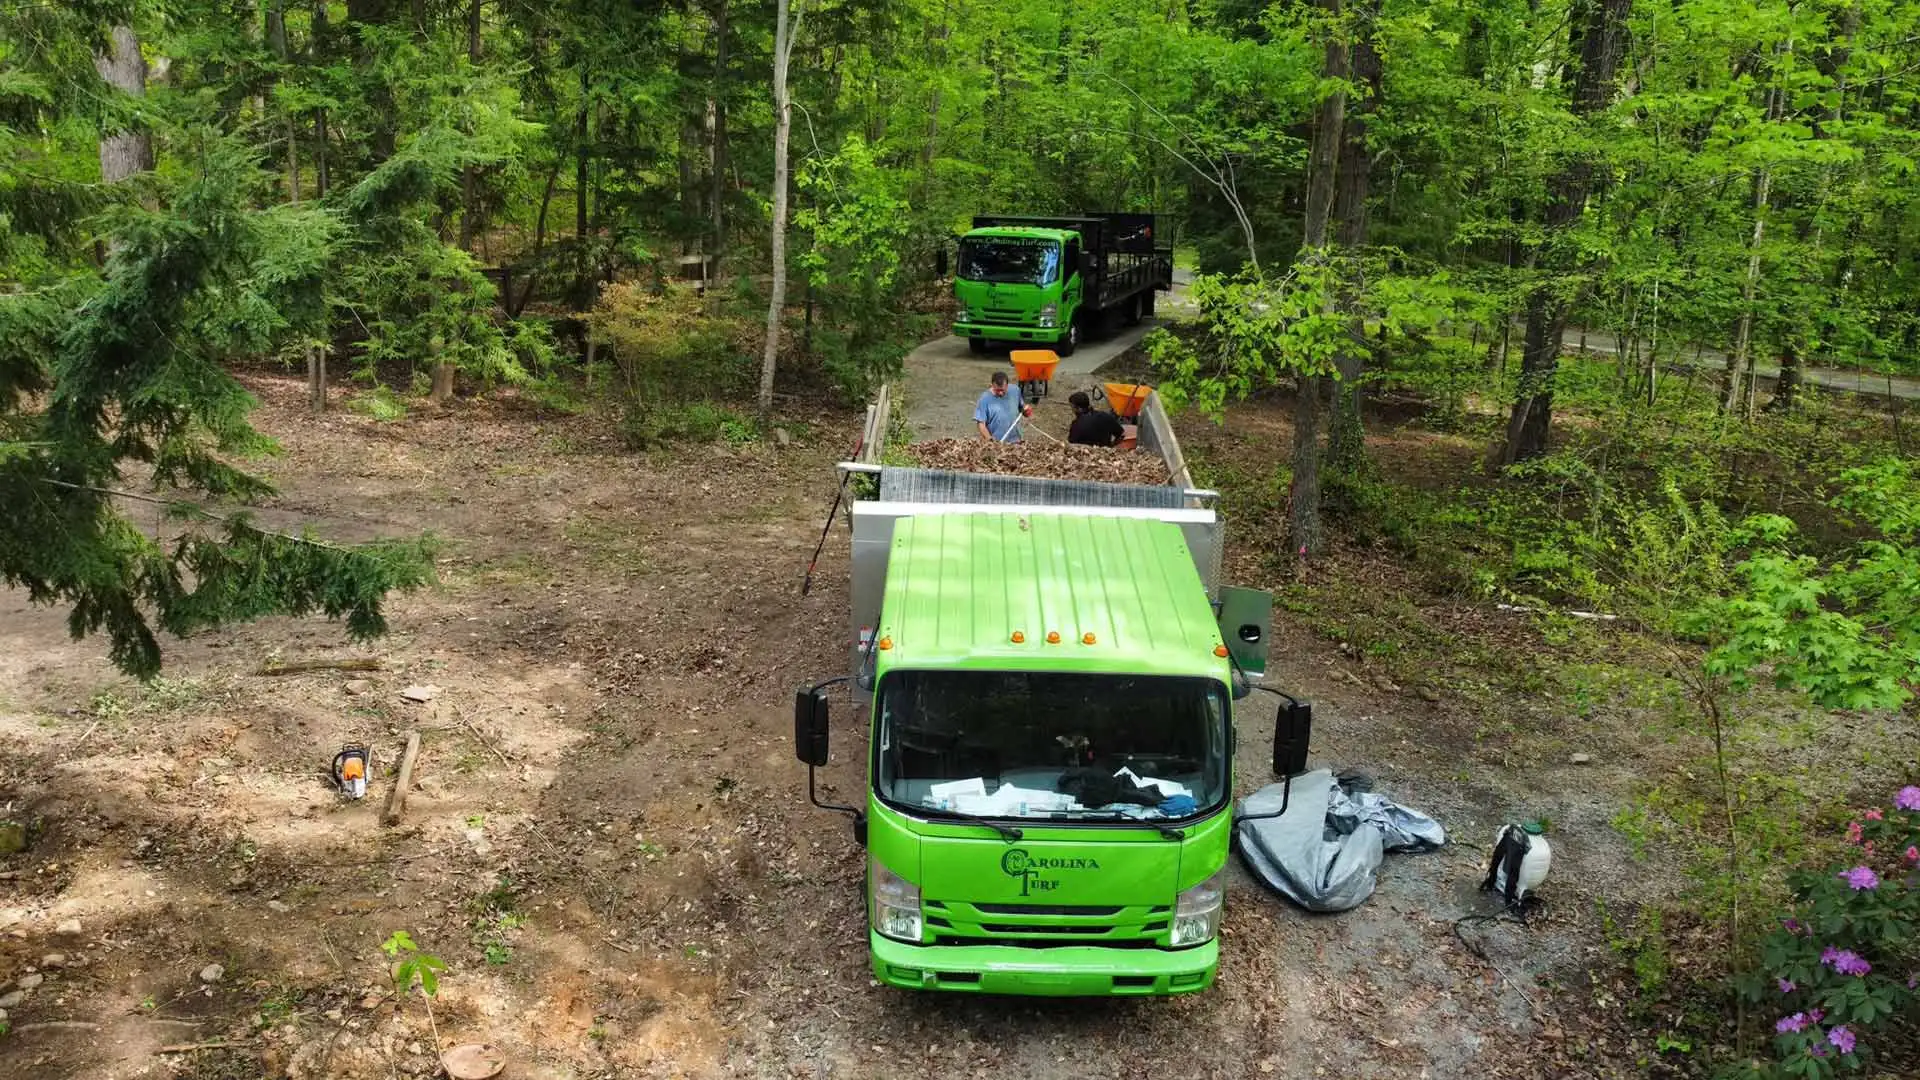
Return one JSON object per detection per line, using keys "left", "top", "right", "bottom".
{"left": 1273, "top": 698, "right": 1312, "bottom": 779}
{"left": 935, "top": 247, "right": 948, "bottom": 278}
{"left": 794, "top": 687, "right": 830, "bottom": 767}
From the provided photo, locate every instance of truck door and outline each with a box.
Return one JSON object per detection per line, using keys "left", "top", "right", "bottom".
{"left": 1063, "top": 238, "right": 1083, "bottom": 318}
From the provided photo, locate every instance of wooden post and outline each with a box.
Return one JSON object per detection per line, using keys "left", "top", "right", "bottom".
{"left": 382, "top": 731, "right": 422, "bottom": 826}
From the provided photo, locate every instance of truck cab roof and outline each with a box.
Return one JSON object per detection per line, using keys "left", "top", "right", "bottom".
{"left": 875, "top": 513, "right": 1230, "bottom": 681}
{"left": 963, "top": 226, "right": 1076, "bottom": 242}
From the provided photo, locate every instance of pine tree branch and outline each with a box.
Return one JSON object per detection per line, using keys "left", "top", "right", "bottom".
{"left": 35, "top": 478, "right": 368, "bottom": 555}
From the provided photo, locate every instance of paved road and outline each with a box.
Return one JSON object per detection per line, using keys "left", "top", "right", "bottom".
{"left": 1558, "top": 325, "right": 1920, "bottom": 402}
{"left": 902, "top": 320, "right": 1167, "bottom": 441}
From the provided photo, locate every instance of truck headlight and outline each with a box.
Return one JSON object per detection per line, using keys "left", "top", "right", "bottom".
{"left": 1169, "top": 871, "right": 1225, "bottom": 946}
{"left": 870, "top": 858, "right": 923, "bottom": 943}
{"left": 1038, "top": 303, "right": 1057, "bottom": 328}
{"left": 954, "top": 305, "right": 970, "bottom": 322}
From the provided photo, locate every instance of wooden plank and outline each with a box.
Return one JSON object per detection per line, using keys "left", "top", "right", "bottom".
{"left": 381, "top": 731, "right": 422, "bottom": 827}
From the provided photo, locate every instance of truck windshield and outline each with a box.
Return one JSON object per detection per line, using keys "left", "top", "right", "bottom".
{"left": 875, "top": 670, "right": 1229, "bottom": 822}
{"left": 957, "top": 237, "right": 1060, "bottom": 286}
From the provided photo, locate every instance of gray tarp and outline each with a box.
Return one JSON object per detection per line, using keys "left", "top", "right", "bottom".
{"left": 1234, "top": 769, "right": 1446, "bottom": 913}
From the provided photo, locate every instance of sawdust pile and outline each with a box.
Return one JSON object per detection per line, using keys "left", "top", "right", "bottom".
{"left": 904, "top": 439, "right": 1172, "bottom": 486}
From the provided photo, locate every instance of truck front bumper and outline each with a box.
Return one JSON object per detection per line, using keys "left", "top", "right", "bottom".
{"left": 954, "top": 322, "right": 1066, "bottom": 346}
{"left": 870, "top": 931, "right": 1218, "bottom": 996}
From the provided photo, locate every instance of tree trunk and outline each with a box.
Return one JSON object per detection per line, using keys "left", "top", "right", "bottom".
{"left": 573, "top": 66, "right": 591, "bottom": 304}
{"left": 1721, "top": 165, "right": 1771, "bottom": 416}
{"left": 924, "top": 0, "right": 952, "bottom": 168}
{"left": 1499, "top": 0, "right": 1631, "bottom": 465}
{"left": 758, "top": 0, "right": 803, "bottom": 417}
{"left": 315, "top": 109, "right": 330, "bottom": 196}
{"left": 431, "top": 361, "right": 455, "bottom": 404}
{"left": 307, "top": 346, "right": 328, "bottom": 413}
{"left": 348, "top": 0, "right": 400, "bottom": 162}
{"left": 1288, "top": 8, "right": 1348, "bottom": 558}
{"left": 267, "top": 2, "right": 299, "bottom": 204}
{"left": 709, "top": 0, "right": 729, "bottom": 276}
{"left": 1327, "top": 22, "right": 1381, "bottom": 479}
{"left": 510, "top": 161, "right": 562, "bottom": 318}
{"left": 461, "top": 0, "right": 484, "bottom": 253}
{"left": 1767, "top": 342, "right": 1800, "bottom": 412}
{"left": 93, "top": 27, "right": 153, "bottom": 185}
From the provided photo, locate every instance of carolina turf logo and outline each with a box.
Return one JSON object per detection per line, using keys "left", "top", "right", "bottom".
{"left": 1000, "top": 848, "right": 1099, "bottom": 896}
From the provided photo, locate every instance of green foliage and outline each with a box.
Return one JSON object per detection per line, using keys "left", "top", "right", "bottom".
{"left": 347, "top": 386, "right": 409, "bottom": 422}
{"left": 587, "top": 281, "right": 763, "bottom": 447}
{"left": 1723, "top": 795, "right": 1920, "bottom": 1078}
{"left": 0, "top": 133, "right": 434, "bottom": 677}
{"left": 382, "top": 930, "right": 448, "bottom": 998}
{"left": 1148, "top": 264, "right": 1345, "bottom": 418}
{"left": 794, "top": 134, "right": 921, "bottom": 398}
{"left": 337, "top": 126, "right": 556, "bottom": 391}
{"left": 1690, "top": 462, "right": 1920, "bottom": 713}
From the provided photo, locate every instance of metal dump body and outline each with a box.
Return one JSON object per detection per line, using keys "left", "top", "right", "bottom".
{"left": 839, "top": 387, "right": 1216, "bottom": 675}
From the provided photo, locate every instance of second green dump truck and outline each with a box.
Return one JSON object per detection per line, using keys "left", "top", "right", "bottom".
{"left": 796, "top": 398, "right": 1312, "bottom": 996}
{"left": 950, "top": 213, "right": 1174, "bottom": 356}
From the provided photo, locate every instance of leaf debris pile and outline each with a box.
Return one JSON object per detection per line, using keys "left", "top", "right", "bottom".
{"left": 903, "top": 438, "right": 1172, "bottom": 486}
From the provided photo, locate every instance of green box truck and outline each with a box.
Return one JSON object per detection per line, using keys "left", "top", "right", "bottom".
{"left": 949, "top": 213, "right": 1173, "bottom": 356}
{"left": 795, "top": 399, "right": 1312, "bottom": 996}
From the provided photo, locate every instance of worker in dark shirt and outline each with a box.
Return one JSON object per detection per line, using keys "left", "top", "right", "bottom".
{"left": 1067, "top": 391, "right": 1125, "bottom": 447}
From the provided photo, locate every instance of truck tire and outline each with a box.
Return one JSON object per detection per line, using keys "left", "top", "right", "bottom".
{"left": 1057, "top": 321, "right": 1079, "bottom": 358}
{"left": 1140, "top": 290, "right": 1156, "bottom": 319}
{"left": 968, "top": 336, "right": 988, "bottom": 355}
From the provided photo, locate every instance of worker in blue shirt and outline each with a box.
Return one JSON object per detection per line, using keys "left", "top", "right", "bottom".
{"left": 974, "top": 370, "right": 1031, "bottom": 442}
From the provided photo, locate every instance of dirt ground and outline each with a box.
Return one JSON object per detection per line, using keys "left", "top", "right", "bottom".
{"left": 1, "top": 372, "right": 1688, "bottom": 1080}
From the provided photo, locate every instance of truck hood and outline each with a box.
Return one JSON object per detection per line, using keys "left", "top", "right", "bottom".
{"left": 955, "top": 280, "right": 1054, "bottom": 322}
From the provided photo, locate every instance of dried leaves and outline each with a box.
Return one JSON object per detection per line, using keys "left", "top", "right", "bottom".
{"left": 903, "top": 438, "right": 1172, "bottom": 486}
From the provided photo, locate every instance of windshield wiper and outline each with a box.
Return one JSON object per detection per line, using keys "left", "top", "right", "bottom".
{"left": 914, "top": 807, "right": 1023, "bottom": 842}
{"left": 1040, "top": 808, "right": 1185, "bottom": 841}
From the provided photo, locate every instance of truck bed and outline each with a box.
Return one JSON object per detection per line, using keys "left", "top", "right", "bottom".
{"left": 838, "top": 384, "right": 1217, "bottom": 677}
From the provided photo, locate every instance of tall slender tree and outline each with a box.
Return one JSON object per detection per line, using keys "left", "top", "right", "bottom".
{"left": 1500, "top": 0, "right": 1633, "bottom": 465}
{"left": 1288, "top": 0, "right": 1348, "bottom": 557}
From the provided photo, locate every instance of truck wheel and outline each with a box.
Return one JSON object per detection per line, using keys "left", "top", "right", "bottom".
{"left": 1058, "top": 322, "right": 1079, "bottom": 358}
{"left": 1140, "top": 291, "right": 1157, "bottom": 319}
{"left": 968, "top": 336, "right": 988, "bottom": 355}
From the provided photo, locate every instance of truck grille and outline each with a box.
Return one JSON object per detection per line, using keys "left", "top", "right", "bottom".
{"left": 924, "top": 900, "right": 1171, "bottom": 947}
{"left": 973, "top": 307, "right": 1033, "bottom": 326}
{"left": 973, "top": 903, "right": 1126, "bottom": 916}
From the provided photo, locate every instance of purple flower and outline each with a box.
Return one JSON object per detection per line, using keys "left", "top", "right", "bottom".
{"left": 1809, "top": 1009, "right": 1825, "bottom": 1023}
{"left": 1777, "top": 977, "right": 1795, "bottom": 993}
{"left": 1828, "top": 1025, "right": 1856, "bottom": 1055}
{"left": 1895, "top": 785, "right": 1920, "bottom": 811}
{"left": 1840, "top": 865, "right": 1880, "bottom": 890}
{"left": 1782, "top": 917, "right": 1804, "bottom": 934}
{"left": 1810, "top": 1044, "right": 1828, "bottom": 1058}
{"left": 1776, "top": 1012, "right": 1808, "bottom": 1033}
{"left": 1821, "top": 948, "right": 1872, "bottom": 977}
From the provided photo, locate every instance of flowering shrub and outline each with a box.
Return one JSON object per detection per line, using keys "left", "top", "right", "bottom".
{"left": 1733, "top": 786, "right": 1920, "bottom": 1076}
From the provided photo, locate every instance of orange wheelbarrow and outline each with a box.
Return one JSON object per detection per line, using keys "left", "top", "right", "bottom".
{"left": 1010, "top": 349, "right": 1062, "bottom": 402}
{"left": 1100, "top": 382, "right": 1153, "bottom": 420}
